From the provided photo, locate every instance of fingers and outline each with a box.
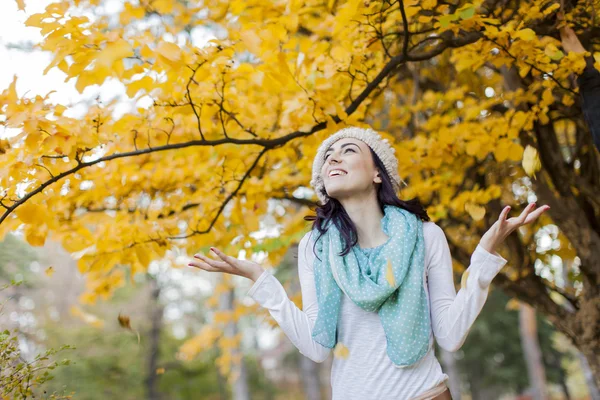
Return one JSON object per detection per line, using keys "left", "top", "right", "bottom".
{"left": 188, "top": 260, "right": 219, "bottom": 272}
{"left": 524, "top": 205, "right": 550, "bottom": 224}
{"left": 210, "top": 247, "right": 234, "bottom": 265}
{"left": 189, "top": 252, "right": 231, "bottom": 272}
{"left": 188, "top": 247, "right": 238, "bottom": 274}
{"left": 516, "top": 202, "right": 537, "bottom": 224}
{"left": 499, "top": 205, "right": 511, "bottom": 223}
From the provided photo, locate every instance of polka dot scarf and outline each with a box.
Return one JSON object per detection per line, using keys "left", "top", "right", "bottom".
{"left": 311, "top": 204, "right": 430, "bottom": 367}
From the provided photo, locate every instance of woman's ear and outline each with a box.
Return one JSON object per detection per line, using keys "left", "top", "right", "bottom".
{"left": 374, "top": 174, "right": 382, "bottom": 183}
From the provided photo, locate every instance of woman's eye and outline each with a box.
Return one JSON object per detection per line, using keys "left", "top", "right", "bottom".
{"left": 325, "top": 148, "right": 355, "bottom": 159}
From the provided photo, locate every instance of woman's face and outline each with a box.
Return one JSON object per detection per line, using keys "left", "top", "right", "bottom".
{"left": 320, "top": 138, "right": 381, "bottom": 201}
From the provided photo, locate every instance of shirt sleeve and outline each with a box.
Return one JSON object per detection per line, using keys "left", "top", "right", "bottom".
{"left": 423, "top": 222, "right": 508, "bottom": 352}
{"left": 577, "top": 56, "right": 600, "bottom": 153}
{"left": 245, "top": 231, "right": 331, "bottom": 363}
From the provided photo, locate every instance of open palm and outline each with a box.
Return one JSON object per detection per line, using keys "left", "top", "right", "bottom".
{"left": 188, "top": 247, "right": 265, "bottom": 281}
{"left": 479, "top": 203, "right": 550, "bottom": 255}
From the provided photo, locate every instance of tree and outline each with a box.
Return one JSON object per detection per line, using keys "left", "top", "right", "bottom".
{"left": 1, "top": 0, "right": 599, "bottom": 386}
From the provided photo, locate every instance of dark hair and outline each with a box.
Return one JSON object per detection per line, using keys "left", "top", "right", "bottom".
{"left": 304, "top": 146, "right": 430, "bottom": 262}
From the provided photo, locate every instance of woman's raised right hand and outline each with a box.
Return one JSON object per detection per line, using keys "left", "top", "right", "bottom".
{"left": 188, "top": 246, "right": 265, "bottom": 282}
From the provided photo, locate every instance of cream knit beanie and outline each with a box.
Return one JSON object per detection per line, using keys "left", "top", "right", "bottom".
{"left": 310, "top": 126, "right": 406, "bottom": 204}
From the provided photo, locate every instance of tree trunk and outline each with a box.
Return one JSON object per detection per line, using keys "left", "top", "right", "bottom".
{"left": 146, "top": 276, "right": 162, "bottom": 400}
{"left": 562, "top": 259, "right": 600, "bottom": 400}
{"left": 519, "top": 303, "right": 548, "bottom": 400}
{"left": 221, "top": 287, "right": 250, "bottom": 400}
{"left": 439, "top": 347, "right": 462, "bottom": 400}
{"left": 299, "top": 355, "right": 322, "bottom": 400}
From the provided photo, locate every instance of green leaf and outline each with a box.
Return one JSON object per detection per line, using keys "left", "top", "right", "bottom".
{"left": 459, "top": 5, "right": 476, "bottom": 20}
{"left": 438, "top": 14, "right": 459, "bottom": 28}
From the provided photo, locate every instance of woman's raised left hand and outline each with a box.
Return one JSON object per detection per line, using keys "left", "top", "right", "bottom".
{"left": 479, "top": 203, "right": 550, "bottom": 256}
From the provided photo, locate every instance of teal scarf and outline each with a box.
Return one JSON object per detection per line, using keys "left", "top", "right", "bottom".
{"left": 311, "top": 204, "right": 430, "bottom": 367}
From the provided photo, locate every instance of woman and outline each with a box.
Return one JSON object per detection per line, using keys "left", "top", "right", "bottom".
{"left": 189, "top": 127, "right": 549, "bottom": 400}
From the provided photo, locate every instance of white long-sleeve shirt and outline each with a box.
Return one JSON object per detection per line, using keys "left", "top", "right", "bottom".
{"left": 246, "top": 221, "right": 507, "bottom": 400}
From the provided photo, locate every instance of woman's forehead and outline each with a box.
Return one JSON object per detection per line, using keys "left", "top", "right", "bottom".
{"left": 326, "top": 138, "right": 365, "bottom": 151}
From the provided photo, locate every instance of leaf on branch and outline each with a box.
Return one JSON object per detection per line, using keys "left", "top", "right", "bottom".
{"left": 513, "top": 28, "right": 537, "bottom": 42}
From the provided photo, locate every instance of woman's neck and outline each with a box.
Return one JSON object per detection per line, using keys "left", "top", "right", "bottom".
{"left": 339, "top": 195, "right": 387, "bottom": 248}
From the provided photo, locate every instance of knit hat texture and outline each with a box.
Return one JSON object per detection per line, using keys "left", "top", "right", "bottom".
{"left": 310, "top": 126, "right": 405, "bottom": 204}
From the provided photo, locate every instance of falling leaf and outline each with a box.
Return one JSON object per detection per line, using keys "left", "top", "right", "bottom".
{"left": 45, "top": 266, "right": 55, "bottom": 277}
{"left": 15, "top": 0, "right": 25, "bottom": 11}
{"left": 465, "top": 203, "right": 486, "bottom": 221}
{"left": 385, "top": 258, "right": 396, "bottom": 287}
{"left": 118, "top": 312, "right": 140, "bottom": 344}
{"left": 70, "top": 305, "right": 104, "bottom": 328}
{"left": 118, "top": 312, "right": 132, "bottom": 330}
{"left": 156, "top": 368, "right": 165, "bottom": 375}
{"left": 522, "top": 145, "right": 541, "bottom": 178}
{"left": 460, "top": 269, "right": 470, "bottom": 290}
{"left": 505, "top": 298, "right": 521, "bottom": 311}
{"left": 333, "top": 342, "right": 350, "bottom": 359}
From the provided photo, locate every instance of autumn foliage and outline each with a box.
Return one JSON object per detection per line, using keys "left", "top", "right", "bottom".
{"left": 1, "top": 0, "right": 599, "bottom": 386}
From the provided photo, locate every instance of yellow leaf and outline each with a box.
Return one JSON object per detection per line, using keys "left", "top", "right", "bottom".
{"left": 513, "top": 28, "right": 536, "bottom": 41}
{"left": 505, "top": 298, "right": 521, "bottom": 311}
{"left": 333, "top": 342, "right": 350, "bottom": 359}
{"left": 333, "top": 0, "right": 361, "bottom": 35}
{"left": 541, "top": 88, "right": 554, "bottom": 106}
{"left": 15, "top": 0, "right": 25, "bottom": 11}
{"left": 465, "top": 203, "right": 486, "bottom": 221}
{"left": 15, "top": 202, "right": 47, "bottom": 224}
{"left": 24, "top": 223, "right": 48, "bottom": 247}
{"left": 45, "top": 266, "right": 55, "bottom": 277}
{"left": 126, "top": 75, "right": 154, "bottom": 97}
{"left": 460, "top": 269, "right": 470, "bottom": 290}
{"left": 422, "top": 0, "right": 436, "bottom": 10}
{"left": 120, "top": 2, "right": 145, "bottom": 24}
{"left": 71, "top": 306, "right": 104, "bottom": 328}
{"left": 156, "top": 368, "right": 165, "bottom": 375}
{"left": 494, "top": 139, "right": 523, "bottom": 162}
{"left": 522, "top": 145, "right": 541, "bottom": 178}
{"left": 465, "top": 141, "right": 480, "bottom": 156}
{"left": 562, "top": 94, "right": 574, "bottom": 107}
{"left": 385, "top": 258, "right": 396, "bottom": 287}
{"left": 156, "top": 41, "right": 182, "bottom": 62}
{"left": 240, "top": 30, "right": 262, "bottom": 55}
{"left": 96, "top": 39, "right": 134, "bottom": 68}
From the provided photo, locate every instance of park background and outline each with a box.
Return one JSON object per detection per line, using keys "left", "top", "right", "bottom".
{"left": 0, "top": 0, "right": 599, "bottom": 399}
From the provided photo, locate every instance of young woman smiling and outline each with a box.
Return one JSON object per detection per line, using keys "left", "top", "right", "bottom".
{"left": 189, "top": 127, "right": 549, "bottom": 400}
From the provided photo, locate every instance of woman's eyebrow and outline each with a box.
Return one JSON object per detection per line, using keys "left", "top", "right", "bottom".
{"left": 325, "top": 142, "right": 361, "bottom": 154}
